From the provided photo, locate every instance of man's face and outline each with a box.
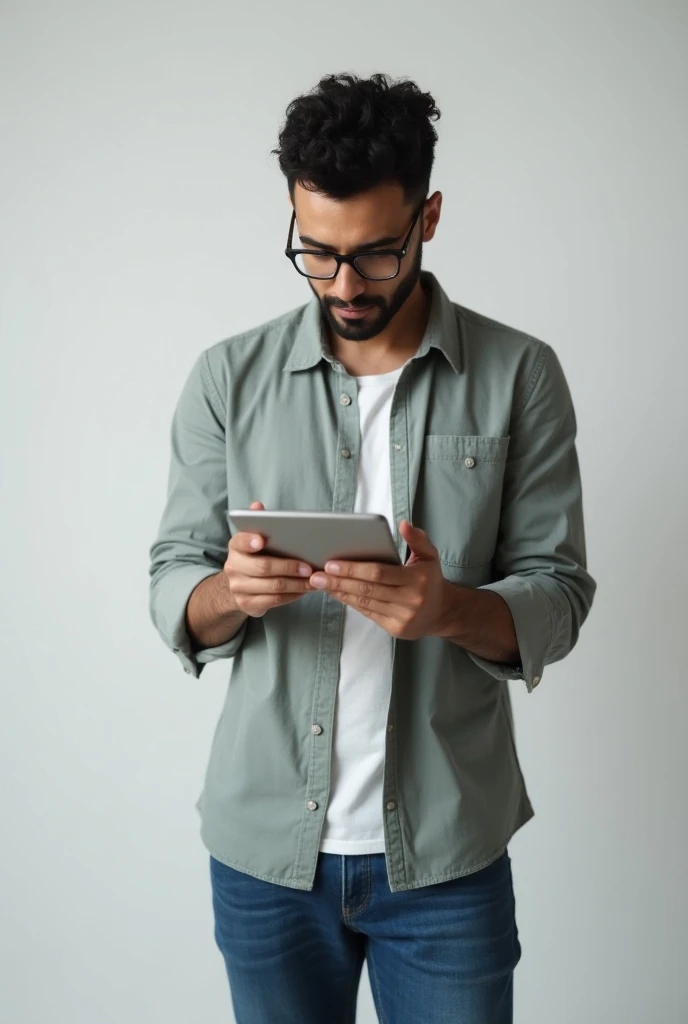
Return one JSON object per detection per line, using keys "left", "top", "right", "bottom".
{"left": 291, "top": 182, "right": 425, "bottom": 343}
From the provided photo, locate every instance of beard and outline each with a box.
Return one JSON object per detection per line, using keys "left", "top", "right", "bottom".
{"left": 309, "top": 240, "right": 424, "bottom": 343}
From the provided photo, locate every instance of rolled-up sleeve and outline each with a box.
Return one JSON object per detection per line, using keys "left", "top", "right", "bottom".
{"left": 148, "top": 349, "right": 247, "bottom": 678}
{"left": 467, "top": 342, "right": 596, "bottom": 692}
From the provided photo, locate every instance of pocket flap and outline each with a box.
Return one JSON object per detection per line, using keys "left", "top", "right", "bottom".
{"left": 424, "top": 435, "right": 510, "bottom": 463}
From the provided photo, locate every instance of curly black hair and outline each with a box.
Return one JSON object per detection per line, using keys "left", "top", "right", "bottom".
{"left": 272, "top": 73, "right": 441, "bottom": 205}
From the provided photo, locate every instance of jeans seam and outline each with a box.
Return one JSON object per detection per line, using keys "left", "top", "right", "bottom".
{"left": 343, "top": 855, "right": 372, "bottom": 920}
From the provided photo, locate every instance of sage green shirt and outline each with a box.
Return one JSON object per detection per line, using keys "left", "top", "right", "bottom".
{"left": 148, "top": 270, "right": 596, "bottom": 892}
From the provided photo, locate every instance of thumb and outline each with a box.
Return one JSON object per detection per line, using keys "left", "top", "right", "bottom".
{"left": 399, "top": 520, "right": 438, "bottom": 562}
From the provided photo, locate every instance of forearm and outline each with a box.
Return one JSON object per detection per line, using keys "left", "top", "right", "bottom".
{"left": 433, "top": 580, "right": 520, "bottom": 665}
{"left": 185, "top": 571, "right": 248, "bottom": 653}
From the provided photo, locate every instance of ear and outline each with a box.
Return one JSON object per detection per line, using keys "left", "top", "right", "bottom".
{"left": 422, "top": 191, "right": 442, "bottom": 243}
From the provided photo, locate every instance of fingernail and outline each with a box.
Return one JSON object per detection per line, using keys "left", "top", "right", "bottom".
{"left": 298, "top": 565, "right": 312, "bottom": 576}
{"left": 325, "top": 562, "right": 340, "bottom": 574}
{"left": 310, "top": 574, "right": 327, "bottom": 588}
{"left": 250, "top": 537, "right": 261, "bottom": 549}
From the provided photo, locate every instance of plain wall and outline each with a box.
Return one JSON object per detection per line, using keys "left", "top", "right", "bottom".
{"left": 2, "top": 1, "right": 686, "bottom": 1021}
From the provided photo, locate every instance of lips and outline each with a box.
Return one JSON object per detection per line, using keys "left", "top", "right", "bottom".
{"left": 337, "top": 305, "right": 373, "bottom": 319}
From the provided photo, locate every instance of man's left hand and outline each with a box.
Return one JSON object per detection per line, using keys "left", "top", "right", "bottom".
{"left": 308, "top": 520, "right": 449, "bottom": 640}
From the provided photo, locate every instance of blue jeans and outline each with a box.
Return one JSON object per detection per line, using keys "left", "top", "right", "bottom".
{"left": 209, "top": 849, "right": 520, "bottom": 1023}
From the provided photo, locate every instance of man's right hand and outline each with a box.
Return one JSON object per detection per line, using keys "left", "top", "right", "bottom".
{"left": 224, "top": 501, "right": 315, "bottom": 618}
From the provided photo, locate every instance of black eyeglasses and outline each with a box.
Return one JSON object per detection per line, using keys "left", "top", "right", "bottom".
{"left": 285, "top": 201, "right": 425, "bottom": 281}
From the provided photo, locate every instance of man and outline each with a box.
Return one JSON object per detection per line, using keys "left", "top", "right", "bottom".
{"left": 148, "top": 72, "right": 596, "bottom": 1024}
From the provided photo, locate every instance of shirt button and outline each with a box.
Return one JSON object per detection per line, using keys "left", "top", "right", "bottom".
{"left": 386, "top": 800, "right": 396, "bottom": 811}
{"left": 184, "top": 668, "right": 191, "bottom": 675}
{"left": 341, "top": 448, "right": 351, "bottom": 458}
{"left": 387, "top": 724, "right": 394, "bottom": 732}
{"left": 464, "top": 457, "right": 476, "bottom": 468}
{"left": 311, "top": 724, "right": 323, "bottom": 735}
{"left": 340, "top": 394, "right": 352, "bottom": 406}
{"left": 532, "top": 676, "right": 541, "bottom": 687}
{"left": 306, "top": 800, "right": 318, "bottom": 811}
{"left": 394, "top": 443, "right": 403, "bottom": 451}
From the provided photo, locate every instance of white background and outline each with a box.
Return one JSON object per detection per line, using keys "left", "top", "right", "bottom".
{"left": 2, "top": 1, "right": 686, "bottom": 1021}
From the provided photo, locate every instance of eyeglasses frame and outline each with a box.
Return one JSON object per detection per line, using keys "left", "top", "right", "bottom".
{"left": 284, "top": 199, "right": 426, "bottom": 281}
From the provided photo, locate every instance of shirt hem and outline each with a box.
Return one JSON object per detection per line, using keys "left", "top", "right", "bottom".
{"left": 199, "top": 803, "right": 534, "bottom": 892}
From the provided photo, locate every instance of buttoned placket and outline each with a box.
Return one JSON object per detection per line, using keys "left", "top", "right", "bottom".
{"left": 382, "top": 363, "right": 416, "bottom": 888}
{"left": 291, "top": 354, "right": 434, "bottom": 892}
{"left": 291, "top": 361, "right": 362, "bottom": 887}
{"left": 382, "top": 351, "right": 439, "bottom": 889}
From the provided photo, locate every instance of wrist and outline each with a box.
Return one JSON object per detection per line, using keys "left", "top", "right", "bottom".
{"left": 431, "top": 577, "right": 520, "bottom": 665}
{"left": 186, "top": 571, "right": 247, "bottom": 652}
{"left": 431, "top": 579, "right": 470, "bottom": 640}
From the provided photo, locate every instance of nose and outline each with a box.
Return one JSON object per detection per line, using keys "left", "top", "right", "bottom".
{"left": 332, "top": 262, "right": 368, "bottom": 305}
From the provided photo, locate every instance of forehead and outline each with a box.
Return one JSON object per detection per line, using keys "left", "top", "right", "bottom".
{"left": 293, "top": 181, "right": 412, "bottom": 249}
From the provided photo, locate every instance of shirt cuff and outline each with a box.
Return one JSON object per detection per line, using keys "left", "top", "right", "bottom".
{"left": 150, "top": 563, "right": 248, "bottom": 678}
{"left": 465, "top": 576, "right": 554, "bottom": 692}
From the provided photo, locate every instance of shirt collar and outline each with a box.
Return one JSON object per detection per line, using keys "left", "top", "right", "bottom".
{"left": 282, "top": 270, "right": 462, "bottom": 375}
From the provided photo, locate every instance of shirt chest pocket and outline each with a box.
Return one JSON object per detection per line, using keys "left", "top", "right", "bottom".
{"left": 417, "top": 435, "right": 510, "bottom": 569}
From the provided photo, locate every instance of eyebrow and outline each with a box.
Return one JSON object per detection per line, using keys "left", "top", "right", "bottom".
{"left": 296, "top": 229, "right": 404, "bottom": 253}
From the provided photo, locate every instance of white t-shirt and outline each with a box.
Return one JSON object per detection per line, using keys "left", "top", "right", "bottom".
{"left": 319, "top": 363, "right": 405, "bottom": 855}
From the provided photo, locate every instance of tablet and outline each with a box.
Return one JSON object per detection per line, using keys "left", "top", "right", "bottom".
{"left": 227, "top": 509, "right": 401, "bottom": 570}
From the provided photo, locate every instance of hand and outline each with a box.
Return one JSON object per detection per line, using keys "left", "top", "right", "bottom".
{"left": 308, "top": 520, "right": 450, "bottom": 640}
{"left": 224, "top": 501, "right": 315, "bottom": 618}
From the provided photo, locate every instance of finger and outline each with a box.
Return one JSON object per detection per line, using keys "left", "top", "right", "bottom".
{"left": 327, "top": 593, "right": 400, "bottom": 633}
{"left": 227, "top": 500, "right": 267, "bottom": 552}
{"left": 322, "top": 560, "right": 406, "bottom": 585}
{"left": 311, "top": 573, "right": 407, "bottom": 604}
{"left": 230, "top": 574, "right": 314, "bottom": 596}
{"left": 330, "top": 590, "right": 412, "bottom": 623}
{"left": 229, "top": 531, "right": 267, "bottom": 554}
{"left": 399, "top": 520, "right": 438, "bottom": 560}
{"left": 230, "top": 549, "right": 313, "bottom": 579}
{"left": 228, "top": 501, "right": 267, "bottom": 553}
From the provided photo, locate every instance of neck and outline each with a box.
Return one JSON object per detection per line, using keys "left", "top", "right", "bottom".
{"left": 328, "top": 278, "right": 431, "bottom": 377}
